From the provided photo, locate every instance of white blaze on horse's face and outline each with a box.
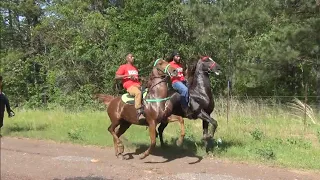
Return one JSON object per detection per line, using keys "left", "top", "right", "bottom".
{"left": 207, "top": 57, "right": 221, "bottom": 75}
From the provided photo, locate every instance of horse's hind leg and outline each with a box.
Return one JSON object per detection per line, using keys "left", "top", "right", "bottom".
{"left": 115, "top": 120, "right": 131, "bottom": 158}
{"left": 107, "top": 121, "right": 121, "bottom": 157}
{"left": 168, "top": 115, "right": 185, "bottom": 147}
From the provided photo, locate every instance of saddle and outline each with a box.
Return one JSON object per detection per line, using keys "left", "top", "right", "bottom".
{"left": 121, "top": 88, "right": 148, "bottom": 105}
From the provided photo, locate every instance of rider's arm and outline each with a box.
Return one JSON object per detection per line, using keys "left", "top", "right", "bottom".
{"left": 114, "top": 65, "right": 133, "bottom": 80}
{"left": 115, "top": 65, "right": 128, "bottom": 80}
{"left": 184, "top": 69, "right": 188, "bottom": 77}
{"left": 114, "top": 74, "right": 130, "bottom": 80}
{"left": 183, "top": 64, "right": 188, "bottom": 77}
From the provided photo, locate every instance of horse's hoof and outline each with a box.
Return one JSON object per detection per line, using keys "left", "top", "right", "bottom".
{"left": 117, "top": 154, "right": 125, "bottom": 160}
{"left": 139, "top": 153, "right": 148, "bottom": 159}
{"left": 118, "top": 147, "right": 124, "bottom": 154}
{"left": 176, "top": 139, "right": 183, "bottom": 147}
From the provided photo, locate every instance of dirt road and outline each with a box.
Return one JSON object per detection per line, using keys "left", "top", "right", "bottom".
{"left": 1, "top": 137, "right": 319, "bottom": 180}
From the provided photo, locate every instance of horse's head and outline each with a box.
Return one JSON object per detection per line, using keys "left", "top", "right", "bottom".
{"left": 146, "top": 58, "right": 178, "bottom": 89}
{"left": 199, "top": 56, "right": 222, "bottom": 75}
{"left": 153, "top": 58, "right": 178, "bottom": 77}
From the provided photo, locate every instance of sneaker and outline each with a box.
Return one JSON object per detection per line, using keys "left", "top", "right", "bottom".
{"left": 137, "top": 108, "right": 146, "bottom": 121}
{"left": 138, "top": 113, "right": 146, "bottom": 121}
{"left": 8, "top": 111, "right": 15, "bottom": 118}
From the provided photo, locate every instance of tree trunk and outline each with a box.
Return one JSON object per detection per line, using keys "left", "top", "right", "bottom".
{"left": 8, "top": 9, "right": 15, "bottom": 48}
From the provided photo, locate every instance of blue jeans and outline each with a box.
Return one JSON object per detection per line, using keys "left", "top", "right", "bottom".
{"left": 172, "top": 81, "right": 189, "bottom": 108}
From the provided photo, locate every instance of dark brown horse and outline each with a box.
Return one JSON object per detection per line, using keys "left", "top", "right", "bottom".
{"left": 157, "top": 56, "right": 222, "bottom": 146}
{"left": 96, "top": 59, "right": 178, "bottom": 159}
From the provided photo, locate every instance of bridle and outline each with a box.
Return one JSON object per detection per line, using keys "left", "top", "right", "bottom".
{"left": 200, "top": 56, "right": 217, "bottom": 74}
{"left": 144, "top": 59, "right": 175, "bottom": 102}
{"left": 148, "top": 59, "right": 174, "bottom": 91}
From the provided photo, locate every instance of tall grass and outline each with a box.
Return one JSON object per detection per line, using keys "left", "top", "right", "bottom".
{"left": 211, "top": 98, "right": 320, "bottom": 169}
{"left": 1, "top": 98, "right": 320, "bottom": 170}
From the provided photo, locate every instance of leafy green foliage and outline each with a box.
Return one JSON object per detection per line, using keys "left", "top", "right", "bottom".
{"left": 0, "top": 0, "right": 319, "bottom": 108}
{"left": 256, "top": 145, "right": 276, "bottom": 160}
{"left": 250, "top": 128, "right": 264, "bottom": 141}
{"left": 68, "top": 127, "right": 84, "bottom": 141}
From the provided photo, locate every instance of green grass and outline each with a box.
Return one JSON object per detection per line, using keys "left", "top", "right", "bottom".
{"left": 1, "top": 99, "right": 320, "bottom": 171}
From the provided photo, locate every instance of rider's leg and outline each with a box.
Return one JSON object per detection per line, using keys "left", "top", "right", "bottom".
{"left": 127, "top": 85, "right": 145, "bottom": 120}
{"left": 172, "top": 81, "right": 189, "bottom": 108}
{"left": 172, "top": 81, "right": 191, "bottom": 116}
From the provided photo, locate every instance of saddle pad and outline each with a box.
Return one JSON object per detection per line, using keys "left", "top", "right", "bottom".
{"left": 121, "top": 90, "right": 148, "bottom": 104}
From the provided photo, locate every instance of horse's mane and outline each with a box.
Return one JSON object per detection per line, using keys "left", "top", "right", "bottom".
{"left": 145, "top": 59, "right": 166, "bottom": 88}
{"left": 146, "top": 70, "right": 154, "bottom": 88}
{"left": 186, "top": 57, "right": 199, "bottom": 87}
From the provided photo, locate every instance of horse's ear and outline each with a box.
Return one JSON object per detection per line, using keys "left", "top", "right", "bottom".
{"left": 201, "top": 56, "right": 210, "bottom": 61}
{"left": 197, "top": 53, "right": 203, "bottom": 59}
{"left": 159, "top": 59, "right": 164, "bottom": 65}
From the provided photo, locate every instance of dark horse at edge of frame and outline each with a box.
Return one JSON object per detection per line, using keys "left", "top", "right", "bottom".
{"left": 95, "top": 59, "right": 178, "bottom": 160}
{"left": 157, "top": 56, "right": 222, "bottom": 147}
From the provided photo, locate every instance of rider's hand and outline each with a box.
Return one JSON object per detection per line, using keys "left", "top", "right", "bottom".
{"left": 132, "top": 76, "right": 138, "bottom": 81}
{"left": 128, "top": 75, "right": 137, "bottom": 81}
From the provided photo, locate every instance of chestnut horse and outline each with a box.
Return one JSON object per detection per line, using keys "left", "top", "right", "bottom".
{"left": 157, "top": 56, "right": 222, "bottom": 146}
{"left": 96, "top": 59, "right": 178, "bottom": 159}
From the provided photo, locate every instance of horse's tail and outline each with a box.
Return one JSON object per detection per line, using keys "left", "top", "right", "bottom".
{"left": 94, "top": 94, "right": 115, "bottom": 106}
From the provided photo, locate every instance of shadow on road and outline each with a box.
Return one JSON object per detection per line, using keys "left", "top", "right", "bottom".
{"left": 122, "top": 137, "right": 238, "bottom": 164}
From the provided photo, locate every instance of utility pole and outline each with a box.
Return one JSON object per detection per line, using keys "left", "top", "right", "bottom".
{"left": 227, "top": 37, "right": 232, "bottom": 125}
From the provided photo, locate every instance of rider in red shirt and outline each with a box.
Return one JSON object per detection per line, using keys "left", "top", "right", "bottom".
{"left": 115, "top": 53, "right": 145, "bottom": 121}
{"left": 169, "top": 51, "right": 191, "bottom": 116}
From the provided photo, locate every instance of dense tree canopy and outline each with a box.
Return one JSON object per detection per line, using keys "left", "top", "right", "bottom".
{"left": 0, "top": 0, "right": 319, "bottom": 109}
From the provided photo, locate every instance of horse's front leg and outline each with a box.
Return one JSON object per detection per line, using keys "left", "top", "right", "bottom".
{"left": 157, "top": 122, "right": 168, "bottom": 148}
{"left": 202, "top": 121, "right": 210, "bottom": 140}
{"left": 140, "top": 121, "right": 156, "bottom": 159}
{"left": 197, "top": 110, "right": 218, "bottom": 140}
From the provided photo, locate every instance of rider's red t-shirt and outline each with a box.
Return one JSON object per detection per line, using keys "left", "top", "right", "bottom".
{"left": 116, "top": 64, "right": 141, "bottom": 90}
{"left": 169, "top": 61, "right": 185, "bottom": 83}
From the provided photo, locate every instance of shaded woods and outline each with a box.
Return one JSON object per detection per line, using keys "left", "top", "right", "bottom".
{"left": 0, "top": 0, "right": 319, "bottom": 109}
